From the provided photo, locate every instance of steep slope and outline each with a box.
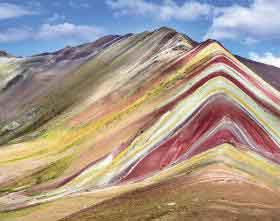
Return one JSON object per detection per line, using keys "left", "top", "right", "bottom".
{"left": 0, "top": 27, "right": 280, "bottom": 220}
{"left": 237, "top": 55, "right": 280, "bottom": 90}
{"left": 0, "top": 27, "right": 194, "bottom": 145}
{"left": 0, "top": 34, "right": 124, "bottom": 144}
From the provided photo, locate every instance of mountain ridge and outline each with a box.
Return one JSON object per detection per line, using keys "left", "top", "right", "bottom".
{"left": 0, "top": 50, "right": 13, "bottom": 57}
{"left": 2, "top": 26, "right": 279, "bottom": 72}
{"left": 0, "top": 26, "right": 280, "bottom": 220}
{"left": 2, "top": 26, "right": 279, "bottom": 91}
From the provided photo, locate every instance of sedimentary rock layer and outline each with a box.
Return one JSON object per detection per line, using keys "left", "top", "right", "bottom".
{"left": 0, "top": 27, "right": 280, "bottom": 220}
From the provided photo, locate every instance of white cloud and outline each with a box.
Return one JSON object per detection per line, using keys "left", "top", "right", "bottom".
{"left": 37, "top": 23, "right": 104, "bottom": 41}
{"left": 0, "top": 3, "right": 36, "bottom": 20}
{"left": 69, "top": 1, "right": 90, "bottom": 8}
{"left": 0, "top": 23, "right": 105, "bottom": 43}
{"left": 205, "top": 0, "right": 280, "bottom": 40}
{"left": 47, "top": 13, "right": 66, "bottom": 23}
{"left": 0, "top": 27, "right": 33, "bottom": 43}
{"left": 106, "top": 0, "right": 212, "bottom": 21}
{"left": 243, "top": 37, "right": 259, "bottom": 45}
{"left": 249, "top": 52, "right": 280, "bottom": 68}
{"left": 107, "top": 0, "right": 280, "bottom": 43}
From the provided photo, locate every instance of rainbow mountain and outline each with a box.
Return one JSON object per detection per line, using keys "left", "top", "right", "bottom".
{"left": 0, "top": 27, "right": 280, "bottom": 220}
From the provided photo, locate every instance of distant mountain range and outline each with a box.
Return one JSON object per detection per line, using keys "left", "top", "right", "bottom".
{"left": 0, "top": 50, "right": 12, "bottom": 57}
{"left": 0, "top": 27, "right": 280, "bottom": 221}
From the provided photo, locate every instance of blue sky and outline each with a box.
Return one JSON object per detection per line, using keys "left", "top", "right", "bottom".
{"left": 0, "top": 0, "right": 280, "bottom": 67}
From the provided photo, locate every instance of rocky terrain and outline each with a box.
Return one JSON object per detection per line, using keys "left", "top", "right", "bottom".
{"left": 0, "top": 27, "right": 280, "bottom": 220}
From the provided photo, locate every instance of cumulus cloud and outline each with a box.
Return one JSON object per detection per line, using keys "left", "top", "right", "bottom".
{"left": 0, "top": 3, "right": 36, "bottom": 20}
{"left": 0, "top": 23, "right": 105, "bottom": 43}
{"left": 107, "top": 0, "right": 280, "bottom": 42}
{"left": 47, "top": 13, "right": 66, "bottom": 23}
{"left": 205, "top": 0, "right": 280, "bottom": 41}
{"left": 106, "top": 0, "right": 212, "bottom": 21}
{"left": 37, "top": 23, "right": 104, "bottom": 41}
{"left": 249, "top": 52, "right": 280, "bottom": 68}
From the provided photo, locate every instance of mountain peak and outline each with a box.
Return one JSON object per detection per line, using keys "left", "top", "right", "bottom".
{"left": 157, "top": 26, "right": 176, "bottom": 32}
{"left": 0, "top": 50, "right": 12, "bottom": 57}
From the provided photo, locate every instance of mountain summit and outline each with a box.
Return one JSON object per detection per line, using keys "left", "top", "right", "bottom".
{"left": 0, "top": 50, "right": 12, "bottom": 57}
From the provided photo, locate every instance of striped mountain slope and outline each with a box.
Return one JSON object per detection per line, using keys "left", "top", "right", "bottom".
{"left": 0, "top": 27, "right": 280, "bottom": 220}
